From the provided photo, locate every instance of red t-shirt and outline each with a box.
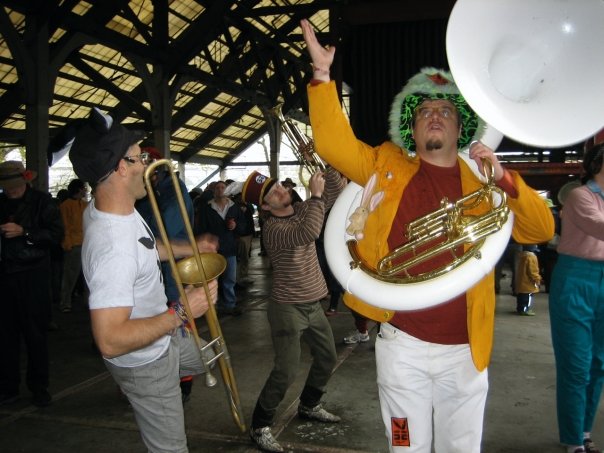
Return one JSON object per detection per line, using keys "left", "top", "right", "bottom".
{"left": 388, "top": 159, "right": 468, "bottom": 345}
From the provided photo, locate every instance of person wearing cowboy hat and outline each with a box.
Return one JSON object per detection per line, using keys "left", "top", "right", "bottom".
{"left": 301, "top": 19, "right": 555, "bottom": 453}
{"left": 282, "top": 177, "right": 303, "bottom": 204}
{"left": 0, "top": 161, "right": 63, "bottom": 407}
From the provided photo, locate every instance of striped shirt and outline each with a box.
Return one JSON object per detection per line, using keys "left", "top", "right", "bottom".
{"left": 264, "top": 169, "right": 346, "bottom": 304}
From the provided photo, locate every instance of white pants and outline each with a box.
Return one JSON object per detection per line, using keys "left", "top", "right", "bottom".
{"left": 375, "top": 323, "right": 489, "bottom": 453}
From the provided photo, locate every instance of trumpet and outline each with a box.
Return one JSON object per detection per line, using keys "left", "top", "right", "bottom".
{"left": 271, "top": 103, "right": 326, "bottom": 177}
{"left": 143, "top": 159, "right": 246, "bottom": 432}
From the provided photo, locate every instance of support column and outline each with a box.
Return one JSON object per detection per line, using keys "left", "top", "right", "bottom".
{"left": 263, "top": 107, "right": 282, "bottom": 180}
{"left": 23, "top": 15, "right": 51, "bottom": 191}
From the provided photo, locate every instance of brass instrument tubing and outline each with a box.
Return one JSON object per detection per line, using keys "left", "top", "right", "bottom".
{"left": 143, "top": 159, "right": 246, "bottom": 432}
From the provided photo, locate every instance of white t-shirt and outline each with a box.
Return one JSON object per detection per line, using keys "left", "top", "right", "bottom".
{"left": 82, "top": 200, "right": 170, "bottom": 367}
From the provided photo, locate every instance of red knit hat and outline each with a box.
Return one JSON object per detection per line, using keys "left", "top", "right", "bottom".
{"left": 242, "top": 171, "right": 275, "bottom": 206}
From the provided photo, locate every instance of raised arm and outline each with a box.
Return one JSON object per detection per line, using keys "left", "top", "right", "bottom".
{"left": 300, "top": 18, "right": 335, "bottom": 82}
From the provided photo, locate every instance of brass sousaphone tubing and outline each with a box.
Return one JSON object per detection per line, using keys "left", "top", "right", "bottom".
{"left": 143, "top": 159, "right": 246, "bottom": 432}
{"left": 348, "top": 159, "right": 510, "bottom": 283}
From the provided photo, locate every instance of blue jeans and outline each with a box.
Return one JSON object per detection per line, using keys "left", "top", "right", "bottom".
{"left": 219, "top": 255, "right": 237, "bottom": 309}
{"left": 549, "top": 254, "right": 604, "bottom": 445}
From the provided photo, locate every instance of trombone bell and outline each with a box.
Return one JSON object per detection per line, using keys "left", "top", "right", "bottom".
{"left": 177, "top": 254, "right": 227, "bottom": 285}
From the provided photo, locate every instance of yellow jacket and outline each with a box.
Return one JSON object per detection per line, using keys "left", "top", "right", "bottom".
{"left": 308, "top": 81, "right": 554, "bottom": 370}
{"left": 515, "top": 251, "right": 541, "bottom": 294}
{"left": 60, "top": 197, "right": 87, "bottom": 251}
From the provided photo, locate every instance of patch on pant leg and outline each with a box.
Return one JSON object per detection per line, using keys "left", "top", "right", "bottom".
{"left": 391, "top": 417, "right": 410, "bottom": 447}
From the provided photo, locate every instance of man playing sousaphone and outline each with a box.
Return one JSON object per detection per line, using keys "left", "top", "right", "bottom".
{"left": 301, "top": 19, "right": 554, "bottom": 453}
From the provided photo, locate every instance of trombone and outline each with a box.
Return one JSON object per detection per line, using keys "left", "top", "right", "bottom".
{"left": 143, "top": 159, "right": 246, "bottom": 432}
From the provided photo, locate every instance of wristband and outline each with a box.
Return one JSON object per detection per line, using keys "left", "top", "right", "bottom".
{"left": 168, "top": 303, "right": 191, "bottom": 337}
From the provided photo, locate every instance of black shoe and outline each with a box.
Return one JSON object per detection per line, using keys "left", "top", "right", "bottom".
{"left": 32, "top": 390, "right": 52, "bottom": 407}
{"left": 0, "top": 393, "right": 19, "bottom": 405}
{"left": 218, "top": 306, "right": 243, "bottom": 317}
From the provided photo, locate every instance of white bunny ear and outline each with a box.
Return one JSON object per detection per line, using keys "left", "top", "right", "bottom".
{"left": 360, "top": 173, "right": 378, "bottom": 207}
{"left": 368, "top": 191, "right": 384, "bottom": 212}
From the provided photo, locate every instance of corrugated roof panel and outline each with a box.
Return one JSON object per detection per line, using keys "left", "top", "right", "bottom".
{"left": 169, "top": 1, "right": 204, "bottom": 40}
{"left": 0, "top": 1, "right": 332, "bottom": 170}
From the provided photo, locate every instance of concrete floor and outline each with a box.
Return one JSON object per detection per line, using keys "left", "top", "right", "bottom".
{"left": 1, "top": 241, "right": 603, "bottom": 453}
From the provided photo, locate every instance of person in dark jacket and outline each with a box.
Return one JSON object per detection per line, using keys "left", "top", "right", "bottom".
{"left": 195, "top": 180, "right": 247, "bottom": 316}
{"left": 0, "top": 161, "right": 63, "bottom": 407}
{"left": 234, "top": 192, "right": 255, "bottom": 286}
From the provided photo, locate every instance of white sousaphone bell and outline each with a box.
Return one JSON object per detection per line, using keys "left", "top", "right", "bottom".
{"left": 324, "top": 0, "right": 604, "bottom": 314}
{"left": 447, "top": 0, "right": 604, "bottom": 148}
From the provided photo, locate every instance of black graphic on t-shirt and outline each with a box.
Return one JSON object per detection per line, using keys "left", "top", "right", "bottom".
{"left": 138, "top": 223, "right": 156, "bottom": 249}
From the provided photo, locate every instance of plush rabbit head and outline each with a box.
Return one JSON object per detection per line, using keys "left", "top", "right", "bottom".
{"left": 346, "top": 173, "right": 384, "bottom": 240}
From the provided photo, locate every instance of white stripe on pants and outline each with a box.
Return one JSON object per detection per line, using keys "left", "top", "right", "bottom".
{"left": 376, "top": 323, "right": 488, "bottom": 453}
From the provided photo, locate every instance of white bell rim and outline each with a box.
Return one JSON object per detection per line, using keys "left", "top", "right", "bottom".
{"left": 447, "top": 0, "right": 604, "bottom": 148}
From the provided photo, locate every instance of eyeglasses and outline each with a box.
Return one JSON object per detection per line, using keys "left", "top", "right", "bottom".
{"left": 415, "top": 106, "right": 456, "bottom": 120}
{"left": 122, "top": 152, "right": 151, "bottom": 166}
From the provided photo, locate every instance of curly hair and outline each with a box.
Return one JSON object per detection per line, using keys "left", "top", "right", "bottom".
{"left": 581, "top": 143, "right": 604, "bottom": 184}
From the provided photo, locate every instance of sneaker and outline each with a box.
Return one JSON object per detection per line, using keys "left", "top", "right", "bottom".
{"left": 584, "top": 438, "right": 601, "bottom": 453}
{"left": 519, "top": 310, "right": 536, "bottom": 316}
{"left": 32, "top": 390, "right": 52, "bottom": 407}
{"left": 343, "top": 329, "right": 370, "bottom": 344}
{"left": 60, "top": 307, "right": 72, "bottom": 313}
{"left": 324, "top": 308, "right": 337, "bottom": 317}
{"left": 298, "top": 403, "right": 341, "bottom": 423}
{"left": 249, "top": 426, "right": 284, "bottom": 452}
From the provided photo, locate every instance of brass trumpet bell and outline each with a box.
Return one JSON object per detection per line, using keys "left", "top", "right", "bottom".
{"left": 177, "top": 253, "right": 227, "bottom": 285}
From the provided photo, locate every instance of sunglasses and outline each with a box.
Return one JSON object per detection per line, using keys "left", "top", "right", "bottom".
{"left": 122, "top": 152, "right": 151, "bottom": 166}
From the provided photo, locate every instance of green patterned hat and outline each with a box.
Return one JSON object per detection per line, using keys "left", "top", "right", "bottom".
{"left": 388, "top": 67, "right": 486, "bottom": 153}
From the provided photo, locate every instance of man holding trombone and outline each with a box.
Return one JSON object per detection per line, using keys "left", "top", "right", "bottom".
{"left": 69, "top": 107, "right": 218, "bottom": 453}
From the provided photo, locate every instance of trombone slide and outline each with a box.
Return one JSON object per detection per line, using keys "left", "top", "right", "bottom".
{"left": 143, "top": 159, "right": 246, "bottom": 432}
